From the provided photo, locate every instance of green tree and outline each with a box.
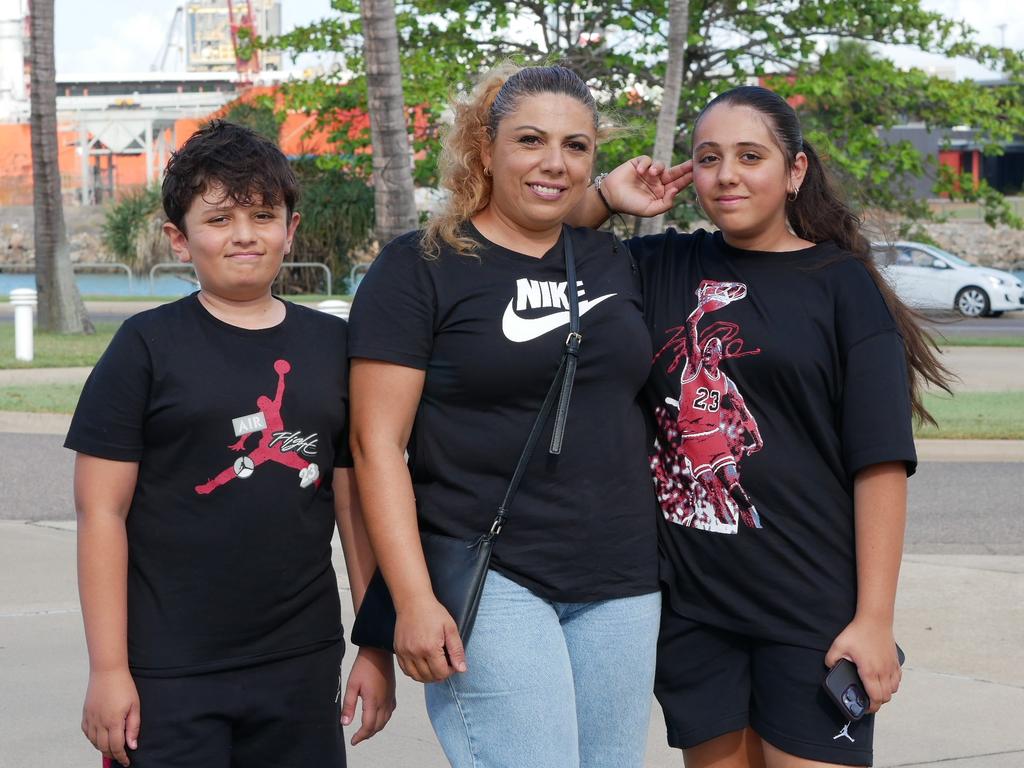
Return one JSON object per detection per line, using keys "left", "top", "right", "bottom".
{"left": 638, "top": 0, "right": 689, "bottom": 236}
{"left": 28, "top": 0, "right": 93, "bottom": 333}
{"left": 288, "top": 159, "right": 375, "bottom": 292}
{"left": 223, "top": 99, "right": 283, "bottom": 144}
{"left": 272, "top": 0, "right": 1024, "bottom": 227}
{"left": 359, "top": 0, "right": 419, "bottom": 244}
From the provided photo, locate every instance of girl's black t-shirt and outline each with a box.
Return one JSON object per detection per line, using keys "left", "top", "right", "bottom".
{"left": 630, "top": 228, "right": 917, "bottom": 649}
{"left": 348, "top": 226, "right": 659, "bottom": 602}
{"left": 65, "top": 295, "right": 352, "bottom": 677}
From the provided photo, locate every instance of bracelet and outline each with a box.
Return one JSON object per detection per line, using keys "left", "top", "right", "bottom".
{"left": 592, "top": 172, "right": 615, "bottom": 215}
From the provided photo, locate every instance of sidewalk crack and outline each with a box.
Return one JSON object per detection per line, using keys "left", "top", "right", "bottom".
{"left": 907, "top": 666, "right": 1024, "bottom": 691}
{"left": 882, "top": 748, "right": 1024, "bottom": 767}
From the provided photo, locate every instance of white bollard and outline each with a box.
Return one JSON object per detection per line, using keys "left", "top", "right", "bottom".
{"left": 10, "top": 288, "right": 37, "bottom": 362}
{"left": 316, "top": 299, "right": 351, "bottom": 320}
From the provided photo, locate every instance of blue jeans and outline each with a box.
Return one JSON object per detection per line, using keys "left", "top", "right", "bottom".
{"left": 425, "top": 570, "right": 661, "bottom": 768}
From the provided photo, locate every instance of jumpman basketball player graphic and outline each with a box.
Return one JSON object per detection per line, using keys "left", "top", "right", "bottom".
{"left": 195, "top": 359, "right": 320, "bottom": 495}
{"left": 673, "top": 282, "right": 763, "bottom": 528}
{"left": 653, "top": 280, "right": 763, "bottom": 532}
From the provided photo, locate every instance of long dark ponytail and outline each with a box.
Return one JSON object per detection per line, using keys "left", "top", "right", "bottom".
{"left": 695, "top": 86, "right": 953, "bottom": 423}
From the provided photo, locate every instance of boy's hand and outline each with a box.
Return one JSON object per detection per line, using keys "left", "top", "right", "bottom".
{"left": 82, "top": 667, "right": 140, "bottom": 767}
{"left": 825, "top": 617, "right": 902, "bottom": 715}
{"left": 341, "top": 647, "right": 396, "bottom": 745}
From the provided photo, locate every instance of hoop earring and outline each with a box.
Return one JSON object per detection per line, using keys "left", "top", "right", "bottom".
{"left": 787, "top": 187, "right": 799, "bottom": 202}
{"left": 694, "top": 194, "right": 708, "bottom": 219}
{"left": 484, "top": 166, "right": 492, "bottom": 177}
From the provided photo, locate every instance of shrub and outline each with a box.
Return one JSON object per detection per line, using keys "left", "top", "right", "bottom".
{"left": 101, "top": 186, "right": 163, "bottom": 267}
{"left": 286, "top": 158, "right": 374, "bottom": 294}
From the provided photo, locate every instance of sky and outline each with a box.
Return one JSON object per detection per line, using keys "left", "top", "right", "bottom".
{"left": 52, "top": 0, "right": 1021, "bottom": 80}
{"left": 53, "top": 0, "right": 336, "bottom": 75}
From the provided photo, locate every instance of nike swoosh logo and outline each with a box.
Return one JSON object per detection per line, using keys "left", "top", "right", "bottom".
{"left": 502, "top": 294, "right": 616, "bottom": 343}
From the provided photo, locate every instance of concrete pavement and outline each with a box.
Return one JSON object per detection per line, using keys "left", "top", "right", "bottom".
{"left": 927, "top": 346, "right": 1024, "bottom": 392}
{"left": 1, "top": 519, "right": 1021, "bottom": 768}
{"left": 1, "top": 321, "right": 1021, "bottom": 766}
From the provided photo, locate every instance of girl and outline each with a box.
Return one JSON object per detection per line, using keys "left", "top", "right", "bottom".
{"left": 586, "top": 85, "right": 950, "bottom": 767}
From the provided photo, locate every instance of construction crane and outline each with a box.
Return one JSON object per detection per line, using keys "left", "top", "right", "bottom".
{"left": 226, "top": 0, "right": 260, "bottom": 84}
{"left": 151, "top": 6, "right": 184, "bottom": 72}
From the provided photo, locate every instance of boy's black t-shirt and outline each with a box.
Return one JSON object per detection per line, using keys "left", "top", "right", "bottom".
{"left": 348, "top": 225, "right": 658, "bottom": 602}
{"left": 65, "top": 294, "right": 352, "bottom": 677}
{"left": 630, "top": 229, "right": 917, "bottom": 650}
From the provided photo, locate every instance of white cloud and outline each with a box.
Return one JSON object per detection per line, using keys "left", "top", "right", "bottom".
{"left": 51, "top": 0, "right": 1020, "bottom": 79}
{"left": 54, "top": 0, "right": 335, "bottom": 76}
{"left": 56, "top": 3, "right": 175, "bottom": 75}
{"left": 878, "top": 0, "right": 1022, "bottom": 81}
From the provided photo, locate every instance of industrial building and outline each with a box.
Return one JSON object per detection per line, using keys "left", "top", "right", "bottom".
{"left": 0, "top": 1, "right": 310, "bottom": 206}
{"left": 184, "top": 0, "right": 282, "bottom": 72}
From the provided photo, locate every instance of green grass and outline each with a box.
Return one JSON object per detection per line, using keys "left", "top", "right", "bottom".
{"left": 79, "top": 295, "right": 182, "bottom": 302}
{"left": 931, "top": 335, "right": 1024, "bottom": 348}
{"left": 0, "top": 297, "right": 355, "bottom": 369}
{"left": 0, "top": 380, "right": 1021, "bottom": 442}
{"left": 0, "top": 291, "right": 184, "bottom": 303}
{"left": 915, "top": 391, "right": 1024, "bottom": 439}
{"left": 0, "top": 322, "right": 120, "bottom": 368}
{"left": 0, "top": 293, "right": 352, "bottom": 303}
{"left": 0, "top": 383, "right": 83, "bottom": 413}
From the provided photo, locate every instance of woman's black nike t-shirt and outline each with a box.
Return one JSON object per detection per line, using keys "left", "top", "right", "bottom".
{"left": 348, "top": 225, "right": 658, "bottom": 602}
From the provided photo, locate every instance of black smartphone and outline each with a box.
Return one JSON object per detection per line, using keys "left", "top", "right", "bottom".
{"left": 823, "top": 644, "right": 905, "bottom": 721}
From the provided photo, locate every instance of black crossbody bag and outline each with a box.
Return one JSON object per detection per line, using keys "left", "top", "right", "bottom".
{"left": 350, "top": 227, "right": 583, "bottom": 651}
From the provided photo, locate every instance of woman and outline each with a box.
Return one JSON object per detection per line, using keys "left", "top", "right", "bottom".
{"left": 582, "top": 86, "right": 951, "bottom": 767}
{"left": 347, "top": 64, "right": 684, "bottom": 768}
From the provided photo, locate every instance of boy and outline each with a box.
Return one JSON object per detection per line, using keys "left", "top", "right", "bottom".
{"left": 67, "top": 121, "right": 394, "bottom": 768}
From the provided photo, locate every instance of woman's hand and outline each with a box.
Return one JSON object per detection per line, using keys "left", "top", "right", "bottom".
{"left": 602, "top": 157, "right": 693, "bottom": 218}
{"left": 825, "top": 617, "right": 902, "bottom": 715}
{"left": 342, "top": 647, "right": 397, "bottom": 745}
{"left": 81, "top": 667, "right": 140, "bottom": 767}
{"left": 393, "top": 598, "right": 467, "bottom": 683}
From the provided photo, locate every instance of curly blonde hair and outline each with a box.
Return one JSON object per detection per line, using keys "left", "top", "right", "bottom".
{"left": 421, "top": 63, "right": 603, "bottom": 258}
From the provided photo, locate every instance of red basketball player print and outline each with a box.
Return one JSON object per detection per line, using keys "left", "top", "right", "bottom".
{"left": 195, "top": 359, "right": 321, "bottom": 495}
{"left": 651, "top": 280, "right": 764, "bottom": 534}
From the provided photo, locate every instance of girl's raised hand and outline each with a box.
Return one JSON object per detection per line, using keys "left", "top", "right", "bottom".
{"left": 602, "top": 157, "right": 693, "bottom": 219}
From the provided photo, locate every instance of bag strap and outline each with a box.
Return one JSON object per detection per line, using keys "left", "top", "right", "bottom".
{"left": 550, "top": 228, "right": 581, "bottom": 454}
{"left": 481, "top": 226, "right": 581, "bottom": 542}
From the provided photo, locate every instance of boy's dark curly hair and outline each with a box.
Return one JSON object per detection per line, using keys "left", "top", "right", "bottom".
{"left": 162, "top": 120, "right": 298, "bottom": 232}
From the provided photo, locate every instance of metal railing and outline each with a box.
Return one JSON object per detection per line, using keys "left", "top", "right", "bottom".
{"left": 279, "top": 262, "right": 332, "bottom": 296}
{"left": 148, "top": 263, "right": 198, "bottom": 294}
{"left": 0, "top": 261, "right": 133, "bottom": 291}
{"left": 349, "top": 263, "right": 370, "bottom": 293}
{"left": 148, "top": 262, "right": 333, "bottom": 295}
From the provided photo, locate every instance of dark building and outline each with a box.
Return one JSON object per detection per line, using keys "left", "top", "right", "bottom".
{"left": 879, "top": 79, "right": 1024, "bottom": 199}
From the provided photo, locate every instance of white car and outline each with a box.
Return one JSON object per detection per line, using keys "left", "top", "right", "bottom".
{"left": 871, "top": 241, "right": 1024, "bottom": 317}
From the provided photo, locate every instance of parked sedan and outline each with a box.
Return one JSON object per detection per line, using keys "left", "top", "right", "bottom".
{"left": 871, "top": 241, "right": 1024, "bottom": 317}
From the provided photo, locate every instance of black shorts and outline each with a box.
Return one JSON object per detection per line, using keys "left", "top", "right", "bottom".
{"left": 129, "top": 642, "right": 346, "bottom": 768}
{"left": 655, "top": 600, "right": 874, "bottom": 766}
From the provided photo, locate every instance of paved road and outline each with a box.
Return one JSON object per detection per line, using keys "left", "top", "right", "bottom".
{"left": 921, "top": 311, "right": 1024, "bottom": 336}
{"left": 0, "top": 322, "right": 1021, "bottom": 766}
{"left": 1, "top": 430, "right": 1022, "bottom": 767}
{"left": 1, "top": 301, "right": 1022, "bottom": 334}
{"left": 3, "top": 432, "right": 1020, "bottom": 556}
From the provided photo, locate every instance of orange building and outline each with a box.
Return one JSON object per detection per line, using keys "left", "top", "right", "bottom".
{"left": 0, "top": 84, "right": 429, "bottom": 206}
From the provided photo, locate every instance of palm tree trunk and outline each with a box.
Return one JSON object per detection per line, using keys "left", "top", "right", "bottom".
{"left": 28, "top": 0, "right": 92, "bottom": 333}
{"left": 637, "top": 0, "right": 689, "bottom": 237}
{"left": 360, "top": 0, "right": 419, "bottom": 247}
